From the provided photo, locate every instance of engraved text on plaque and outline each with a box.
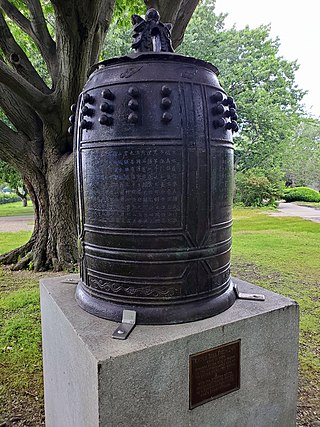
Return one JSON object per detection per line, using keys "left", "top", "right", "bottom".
{"left": 189, "top": 340, "right": 240, "bottom": 409}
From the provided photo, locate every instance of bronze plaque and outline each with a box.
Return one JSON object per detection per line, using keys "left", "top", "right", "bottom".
{"left": 189, "top": 340, "right": 240, "bottom": 409}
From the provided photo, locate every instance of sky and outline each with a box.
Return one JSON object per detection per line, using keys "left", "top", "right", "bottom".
{"left": 214, "top": 0, "right": 319, "bottom": 117}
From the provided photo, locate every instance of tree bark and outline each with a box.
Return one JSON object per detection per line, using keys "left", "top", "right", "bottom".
{"left": 15, "top": 186, "right": 28, "bottom": 207}
{"left": 0, "top": 148, "right": 77, "bottom": 271}
{"left": 145, "top": 0, "right": 199, "bottom": 48}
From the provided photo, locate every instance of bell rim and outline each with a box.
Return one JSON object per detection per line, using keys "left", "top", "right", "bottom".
{"left": 75, "top": 280, "right": 236, "bottom": 325}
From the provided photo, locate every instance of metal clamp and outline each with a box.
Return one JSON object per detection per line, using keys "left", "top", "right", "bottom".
{"left": 61, "top": 278, "right": 79, "bottom": 284}
{"left": 234, "top": 284, "right": 265, "bottom": 301}
{"left": 112, "top": 310, "right": 137, "bottom": 340}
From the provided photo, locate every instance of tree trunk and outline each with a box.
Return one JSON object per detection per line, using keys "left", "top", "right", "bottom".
{"left": 0, "top": 150, "right": 78, "bottom": 271}
{"left": 15, "top": 185, "right": 28, "bottom": 207}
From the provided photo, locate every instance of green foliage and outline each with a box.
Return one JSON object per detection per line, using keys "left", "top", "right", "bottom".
{"left": 235, "top": 168, "right": 285, "bottom": 206}
{"left": 112, "top": 0, "right": 145, "bottom": 29}
{"left": 283, "top": 118, "right": 320, "bottom": 189}
{"left": 102, "top": 0, "right": 146, "bottom": 59}
{"left": 0, "top": 161, "right": 28, "bottom": 203}
{"left": 0, "top": 288, "right": 41, "bottom": 362}
{"left": 0, "top": 107, "right": 15, "bottom": 130}
{"left": 0, "top": 277, "right": 41, "bottom": 363}
{"left": 2, "top": 1, "right": 53, "bottom": 86}
{"left": 0, "top": 160, "right": 22, "bottom": 190}
{"left": 0, "top": 193, "right": 21, "bottom": 204}
{"left": 283, "top": 187, "right": 320, "bottom": 203}
{"left": 102, "top": 25, "right": 132, "bottom": 59}
{"left": 179, "top": 2, "right": 305, "bottom": 172}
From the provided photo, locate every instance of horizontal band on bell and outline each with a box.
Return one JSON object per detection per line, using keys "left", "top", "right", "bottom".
{"left": 84, "top": 237, "right": 232, "bottom": 263}
{"left": 83, "top": 218, "right": 232, "bottom": 234}
{"left": 87, "top": 261, "right": 230, "bottom": 283}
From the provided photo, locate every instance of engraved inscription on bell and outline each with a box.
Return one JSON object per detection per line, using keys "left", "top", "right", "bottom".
{"left": 189, "top": 340, "right": 240, "bottom": 409}
{"left": 82, "top": 146, "right": 183, "bottom": 229}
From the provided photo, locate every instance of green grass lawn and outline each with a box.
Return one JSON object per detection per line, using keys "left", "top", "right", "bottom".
{"left": 0, "top": 267, "right": 45, "bottom": 425}
{"left": 232, "top": 209, "right": 320, "bottom": 377}
{"left": 0, "top": 208, "right": 319, "bottom": 424}
{"left": 0, "top": 231, "right": 32, "bottom": 254}
{"left": 0, "top": 201, "right": 34, "bottom": 217}
{"left": 232, "top": 208, "right": 320, "bottom": 423}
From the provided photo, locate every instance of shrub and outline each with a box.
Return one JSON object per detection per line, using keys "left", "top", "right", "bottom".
{"left": 283, "top": 187, "right": 320, "bottom": 203}
{"left": 235, "top": 168, "right": 285, "bottom": 207}
{"left": 0, "top": 193, "right": 21, "bottom": 204}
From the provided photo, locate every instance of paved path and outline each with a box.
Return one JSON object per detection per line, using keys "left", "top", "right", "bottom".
{"left": 270, "top": 202, "right": 320, "bottom": 223}
{"left": 0, "top": 215, "right": 34, "bottom": 232}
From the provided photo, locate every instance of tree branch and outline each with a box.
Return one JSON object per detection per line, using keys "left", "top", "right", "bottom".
{"left": 0, "top": 83, "right": 41, "bottom": 139}
{"left": 0, "top": 0, "right": 57, "bottom": 81}
{"left": 145, "top": 0, "right": 200, "bottom": 48}
{"left": 0, "top": 0, "right": 32, "bottom": 35}
{"left": 0, "top": 119, "right": 29, "bottom": 167}
{"left": 0, "top": 12, "right": 50, "bottom": 92}
{"left": 26, "top": 0, "right": 57, "bottom": 79}
{"left": 0, "top": 58, "right": 51, "bottom": 113}
{"left": 0, "top": 117, "right": 44, "bottom": 180}
{"left": 171, "top": 0, "right": 199, "bottom": 48}
{"left": 90, "top": 0, "right": 116, "bottom": 65}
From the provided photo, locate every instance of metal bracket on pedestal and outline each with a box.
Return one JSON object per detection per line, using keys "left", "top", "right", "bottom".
{"left": 61, "top": 278, "right": 80, "bottom": 284}
{"left": 234, "top": 284, "right": 265, "bottom": 301}
{"left": 112, "top": 310, "right": 137, "bottom": 340}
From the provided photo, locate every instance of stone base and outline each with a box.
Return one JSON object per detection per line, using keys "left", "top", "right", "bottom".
{"left": 40, "top": 276, "right": 299, "bottom": 427}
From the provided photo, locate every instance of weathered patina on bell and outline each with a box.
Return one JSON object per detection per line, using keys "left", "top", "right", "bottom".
{"left": 72, "top": 8, "right": 239, "bottom": 324}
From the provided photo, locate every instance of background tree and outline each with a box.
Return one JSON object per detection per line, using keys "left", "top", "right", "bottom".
{"left": 178, "top": 0, "right": 306, "bottom": 173}
{"left": 283, "top": 117, "right": 320, "bottom": 190}
{"left": 0, "top": 0, "right": 200, "bottom": 271}
{"left": 0, "top": 159, "right": 28, "bottom": 205}
{"left": 178, "top": 0, "right": 311, "bottom": 206}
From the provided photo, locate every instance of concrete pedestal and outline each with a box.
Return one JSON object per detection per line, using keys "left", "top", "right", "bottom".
{"left": 40, "top": 276, "right": 299, "bottom": 427}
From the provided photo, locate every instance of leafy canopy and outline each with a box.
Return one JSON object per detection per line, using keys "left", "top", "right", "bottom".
{"left": 283, "top": 118, "right": 320, "bottom": 189}
{"left": 178, "top": 1, "right": 306, "bottom": 171}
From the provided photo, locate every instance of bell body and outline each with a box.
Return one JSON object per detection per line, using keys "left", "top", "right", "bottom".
{"left": 74, "top": 53, "right": 236, "bottom": 324}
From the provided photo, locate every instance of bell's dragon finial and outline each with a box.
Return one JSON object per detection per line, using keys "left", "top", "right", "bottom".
{"left": 131, "top": 8, "right": 174, "bottom": 53}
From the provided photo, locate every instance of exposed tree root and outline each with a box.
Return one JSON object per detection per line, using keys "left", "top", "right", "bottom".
{"left": 0, "top": 236, "right": 78, "bottom": 272}
{"left": 0, "top": 239, "right": 34, "bottom": 266}
{"left": 12, "top": 253, "right": 33, "bottom": 271}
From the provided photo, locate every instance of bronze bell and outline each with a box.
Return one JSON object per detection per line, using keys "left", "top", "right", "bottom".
{"left": 73, "top": 9, "right": 238, "bottom": 324}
